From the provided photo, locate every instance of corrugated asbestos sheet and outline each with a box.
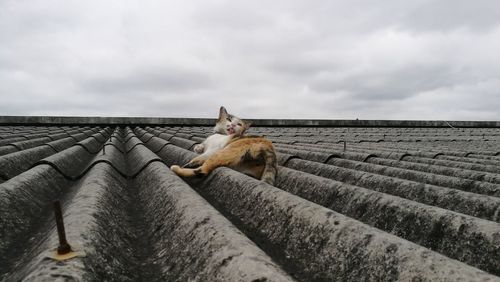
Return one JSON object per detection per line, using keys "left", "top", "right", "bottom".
{"left": 0, "top": 124, "right": 499, "bottom": 281}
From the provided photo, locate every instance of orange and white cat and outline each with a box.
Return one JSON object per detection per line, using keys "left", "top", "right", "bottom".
{"left": 171, "top": 106, "right": 277, "bottom": 185}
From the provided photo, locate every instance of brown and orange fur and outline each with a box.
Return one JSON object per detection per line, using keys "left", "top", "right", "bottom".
{"left": 170, "top": 107, "right": 277, "bottom": 185}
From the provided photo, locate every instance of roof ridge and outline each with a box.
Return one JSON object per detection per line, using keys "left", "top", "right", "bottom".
{"left": 2, "top": 116, "right": 500, "bottom": 127}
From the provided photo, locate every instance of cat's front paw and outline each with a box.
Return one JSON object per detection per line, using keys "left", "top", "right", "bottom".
{"left": 193, "top": 144, "right": 205, "bottom": 154}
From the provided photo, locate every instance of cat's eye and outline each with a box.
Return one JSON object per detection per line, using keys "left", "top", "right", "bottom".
{"left": 237, "top": 123, "right": 242, "bottom": 126}
{"left": 226, "top": 117, "right": 232, "bottom": 122}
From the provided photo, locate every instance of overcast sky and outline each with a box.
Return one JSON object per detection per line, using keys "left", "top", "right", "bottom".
{"left": 1, "top": 0, "right": 499, "bottom": 120}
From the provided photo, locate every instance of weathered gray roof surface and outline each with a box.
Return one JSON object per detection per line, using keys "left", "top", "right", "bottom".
{"left": 0, "top": 119, "right": 499, "bottom": 281}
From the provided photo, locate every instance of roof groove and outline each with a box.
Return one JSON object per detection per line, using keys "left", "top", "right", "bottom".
{"left": 275, "top": 166, "right": 500, "bottom": 274}
{"left": 140, "top": 131, "right": 499, "bottom": 280}
{"left": 1, "top": 124, "right": 500, "bottom": 280}
{"left": 3, "top": 163, "right": 140, "bottom": 281}
{"left": 284, "top": 157, "right": 500, "bottom": 222}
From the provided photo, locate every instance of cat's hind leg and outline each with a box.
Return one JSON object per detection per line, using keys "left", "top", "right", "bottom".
{"left": 193, "top": 147, "right": 248, "bottom": 176}
{"left": 172, "top": 147, "right": 243, "bottom": 178}
{"left": 172, "top": 153, "right": 213, "bottom": 177}
{"left": 182, "top": 155, "right": 208, "bottom": 168}
{"left": 171, "top": 165, "right": 204, "bottom": 178}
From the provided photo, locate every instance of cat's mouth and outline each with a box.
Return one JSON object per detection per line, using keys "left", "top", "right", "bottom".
{"left": 227, "top": 127, "right": 236, "bottom": 134}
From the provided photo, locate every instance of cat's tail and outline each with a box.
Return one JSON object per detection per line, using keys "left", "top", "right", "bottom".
{"left": 261, "top": 148, "right": 277, "bottom": 185}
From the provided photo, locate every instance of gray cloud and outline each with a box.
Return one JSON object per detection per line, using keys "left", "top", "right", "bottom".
{"left": 80, "top": 66, "right": 214, "bottom": 94}
{"left": 400, "top": 0, "right": 500, "bottom": 32}
{"left": 310, "top": 65, "right": 475, "bottom": 100}
{"left": 0, "top": 0, "right": 499, "bottom": 120}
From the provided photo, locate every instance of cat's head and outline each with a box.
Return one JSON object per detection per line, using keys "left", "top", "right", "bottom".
{"left": 214, "top": 106, "right": 250, "bottom": 136}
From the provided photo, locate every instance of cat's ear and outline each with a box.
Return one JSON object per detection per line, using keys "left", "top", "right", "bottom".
{"left": 245, "top": 121, "right": 252, "bottom": 129}
{"left": 218, "top": 106, "right": 228, "bottom": 120}
{"left": 242, "top": 121, "right": 252, "bottom": 134}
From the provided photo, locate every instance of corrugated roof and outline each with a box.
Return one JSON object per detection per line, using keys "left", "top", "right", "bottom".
{"left": 0, "top": 120, "right": 499, "bottom": 281}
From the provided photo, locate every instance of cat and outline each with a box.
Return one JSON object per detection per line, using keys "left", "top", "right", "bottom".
{"left": 170, "top": 106, "right": 277, "bottom": 185}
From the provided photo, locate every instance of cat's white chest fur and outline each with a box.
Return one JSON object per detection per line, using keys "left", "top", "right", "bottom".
{"left": 202, "top": 134, "right": 231, "bottom": 155}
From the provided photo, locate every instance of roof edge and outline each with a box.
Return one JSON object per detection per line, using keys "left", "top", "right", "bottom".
{"left": 1, "top": 116, "right": 500, "bottom": 128}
